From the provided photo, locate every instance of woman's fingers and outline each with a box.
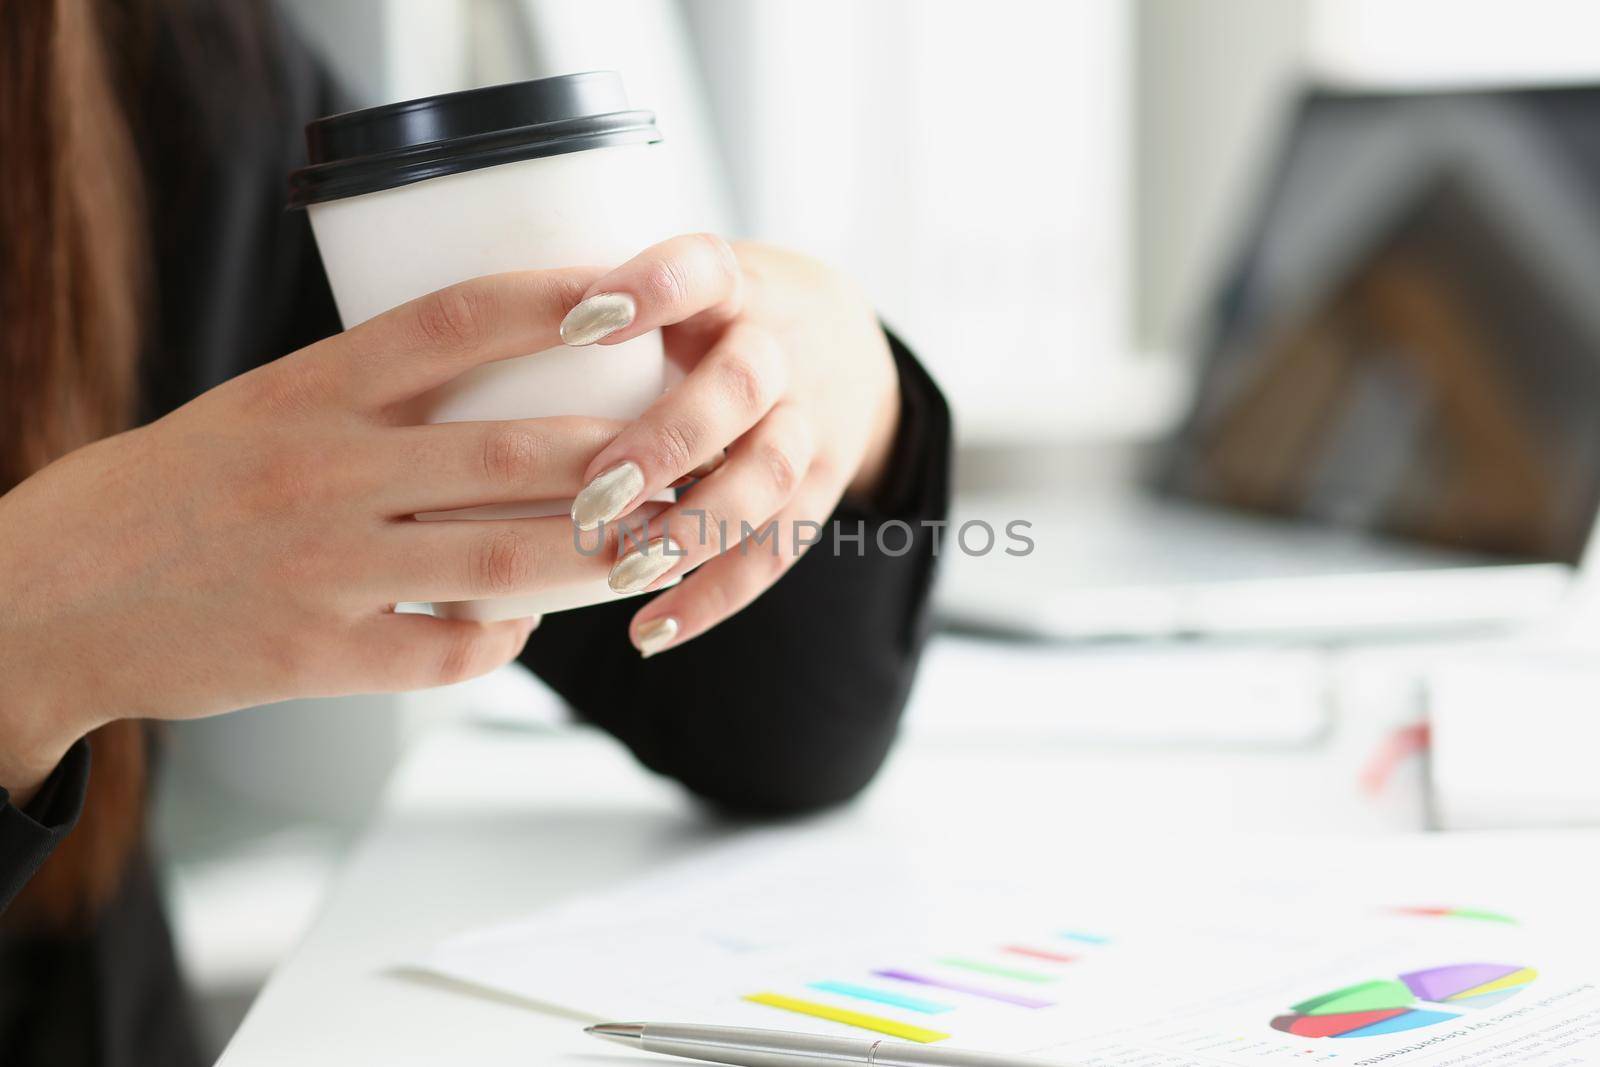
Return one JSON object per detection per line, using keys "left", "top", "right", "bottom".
{"left": 270, "top": 267, "right": 604, "bottom": 411}
{"left": 570, "top": 321, "right": 788, "bottom": 529}
{"left": 558, "top": 233, "right": 743, "bottom": 348}
{"left": 374, "top": 505, "right": 668, "bottom": 604}
{"left": 353, "top": 613, "right": 539, "bottom": 692}
{"left": 365, "top": 415, "right": 623, "bottom": 516}
{"left": 669, "top": 450, "right": 727, "bottom": 488}
{"left": 603, "top": 403, "right": 815, "bottom": 595}
{"left": 626, "top": 469, "right": 842, "bottom": 658}
{"left": 255, "top": 233, "right": 746, "bottom": 418}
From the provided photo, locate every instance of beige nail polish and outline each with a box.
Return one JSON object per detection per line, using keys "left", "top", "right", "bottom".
{"left": 571, "top": 461, "right": 644, "bottom": 531}
{"left": 560, "top": 292, "right": 636, "bottom": 346}
{"left": 635, "top": 616, "right": 679, "bottom": 658}
{"left": 609, "top": 537, "right": 681, "bottom": 595}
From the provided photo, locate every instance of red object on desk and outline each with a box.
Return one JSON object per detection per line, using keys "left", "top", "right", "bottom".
{"left": 1361, "top": 722, "right": 1432, "bottom": 796}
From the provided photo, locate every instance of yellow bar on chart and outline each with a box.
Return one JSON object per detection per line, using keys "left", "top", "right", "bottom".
{"left": 743, "top": 992, "right": 952, "bottom": 1043}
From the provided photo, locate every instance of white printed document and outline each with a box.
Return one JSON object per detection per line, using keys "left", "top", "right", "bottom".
{"left": 419, "top": 826, "right": 1600, "bottom": 1066}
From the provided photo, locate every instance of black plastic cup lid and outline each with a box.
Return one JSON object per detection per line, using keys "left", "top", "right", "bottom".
{"left": 288, "top": 71, "right": 660, "bottom": 208}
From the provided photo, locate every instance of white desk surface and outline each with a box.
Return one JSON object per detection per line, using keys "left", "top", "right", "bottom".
{"left": 217, "top": 635, "right": 1463, "bottom": 1066}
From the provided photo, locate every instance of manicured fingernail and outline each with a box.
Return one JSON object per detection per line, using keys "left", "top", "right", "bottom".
{"left": 609, "top": 538, "right": 681, "bottom": 595}
{"left": 635, "top": 616, "right": 679, "bottom": 658}
{"left": 571, "top": 461, "right": 644, "bottom": 531}
{"left": 560, "top": 292, "right": 636, "bottom": 346}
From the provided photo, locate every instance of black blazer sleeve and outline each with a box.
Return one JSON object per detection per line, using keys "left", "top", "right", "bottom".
{"left": 519, "top": 331, "right": 952, "bottom": 814}
{"left": 0, "top": 742, "right": 90, "bottom": 914}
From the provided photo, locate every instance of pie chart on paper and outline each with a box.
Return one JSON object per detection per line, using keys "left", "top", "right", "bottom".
{"left": 1270, "top": 963, "right": 1537, "bottom": 1039}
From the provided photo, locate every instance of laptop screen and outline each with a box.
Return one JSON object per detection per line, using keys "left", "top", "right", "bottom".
{"left": 1156, "top": 85, "right": 1600, "bottom": 565}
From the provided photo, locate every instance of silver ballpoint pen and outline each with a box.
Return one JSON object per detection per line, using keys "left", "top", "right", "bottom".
{"left": 584, "top": 1022, "right": 1075, "bottom": 1067}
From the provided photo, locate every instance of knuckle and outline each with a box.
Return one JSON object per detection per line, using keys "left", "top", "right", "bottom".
{"left": 470, "top": 530, "right": 538, "bottom": 596}
{"left": 434, "top": 627, "right": 492, "bottom": 686}
{"left": 716, "top": 349, "right": 770, "bottom": 413}
{"left": 758, "top": 441, "right": 799, "bottom": 497}
{"left": 648, "top": 417, "right": 700, "bottom": 476}
{"left": 693, "top": 232, "right": 740, "bottom": 282}
{"left": 245, "top": 446, "right": 321, "bottom": 515}
{"left": 697, "top": 504, "right": 735, "bottom": 551}
{"left": 807, "top": 453, "right": 840, "bottom": 485}
{"left": 481, "top": 426, "right": 547, "bottom": 487}
{"left": 412, "top": 284, "right": 488, "bottom": 352}
{"left": 639, "top": 256, "right": 691, "bottom": 309}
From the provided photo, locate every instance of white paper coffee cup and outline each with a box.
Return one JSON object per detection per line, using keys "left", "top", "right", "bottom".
{"left": 291, "top": 72, "right": 674, "bottom": 621}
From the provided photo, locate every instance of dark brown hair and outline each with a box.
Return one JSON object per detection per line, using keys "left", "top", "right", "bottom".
{"left": 1, "top": 0, "right": 150, "bottom": 929}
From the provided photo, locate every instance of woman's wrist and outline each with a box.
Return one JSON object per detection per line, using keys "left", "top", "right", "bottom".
{"left": 0, "top": 698, "right": 83, "bottom": 810}
{"left": 844, "top": 334, "right": 904, "bottom": 506}
{"left": 0, "top": 623, "right": 96, "bottom": 808}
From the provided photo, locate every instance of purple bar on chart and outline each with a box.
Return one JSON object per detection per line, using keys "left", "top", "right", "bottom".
{"left": 872, "top": 969, "right": 1054, "bottom": 1009}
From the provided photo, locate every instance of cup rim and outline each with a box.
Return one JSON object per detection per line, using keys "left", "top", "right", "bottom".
{"left": 287, "top": 72, "right": 662, "bottom": 209}
{"left": 288, "top": 111, "right": 660, "bottom": 208}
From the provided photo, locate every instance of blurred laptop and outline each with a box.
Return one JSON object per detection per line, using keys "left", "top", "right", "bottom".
{"left": 942, "top": 84, "right": 1600, "bottom": 639}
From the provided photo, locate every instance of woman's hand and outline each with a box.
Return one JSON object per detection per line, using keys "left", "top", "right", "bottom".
{"left": 558, "top": 236, "right": 901, "bottom": 658}
{"left": 0, "top": 268, "right": 637, "bottom": 803}
{"left": 0, "top": 236, "right": 902, "bottom": 802}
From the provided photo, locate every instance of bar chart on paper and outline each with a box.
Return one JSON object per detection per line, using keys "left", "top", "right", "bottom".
{"left": 739, "top": 933, "right": 1114, "bottom": 1043}
{"left": 419, "top": 830, "right": 1600, "bottom": 1066}
{"left": 416, "top": 830, "right": 1168, "bottom": 1051}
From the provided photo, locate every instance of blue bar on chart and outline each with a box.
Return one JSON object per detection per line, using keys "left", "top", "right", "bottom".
{"left": 1060, "top": 931, "right": 1111, "bottom": 946}
{"left": 808, "top": 981, "right": 954, "bottom": 1014}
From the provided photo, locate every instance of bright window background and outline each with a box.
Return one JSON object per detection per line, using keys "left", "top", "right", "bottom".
{"left": 684, "top": 1, "right": 1140, "bottom": 442}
